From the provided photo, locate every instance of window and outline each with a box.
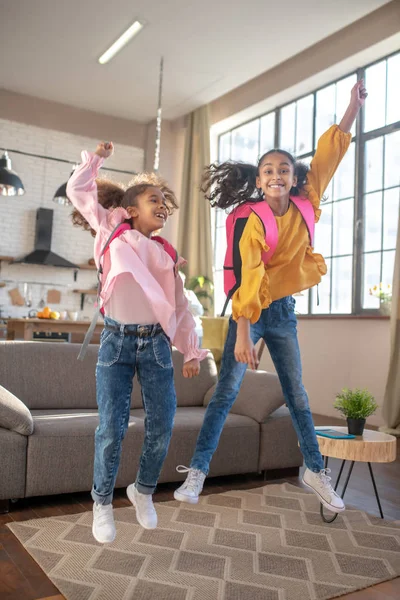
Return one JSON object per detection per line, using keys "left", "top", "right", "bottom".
{"left": 214, "top": 52, "right": 400, "bottom": 316}
{"left": 362, "top": 130, "right": 400, "bottom": 310}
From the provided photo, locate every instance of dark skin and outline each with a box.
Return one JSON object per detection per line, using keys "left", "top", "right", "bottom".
{"left": 94, "top": 142, "right": 200, "bottom": 378}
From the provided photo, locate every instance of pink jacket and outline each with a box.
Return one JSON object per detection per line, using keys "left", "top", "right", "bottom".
{"left": 67, "top": 151, "right": 208, "bottom": 363}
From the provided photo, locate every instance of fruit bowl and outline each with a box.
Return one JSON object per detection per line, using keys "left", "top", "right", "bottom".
{"left": 37, "top": 307, "right": 60, "bottom": 320}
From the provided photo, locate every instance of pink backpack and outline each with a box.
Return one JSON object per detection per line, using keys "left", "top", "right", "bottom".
{"left": 221, "top": 196, "right": 315, "bottom": 315}
{"left": 78, "top": 222, "right": 178, "bottom": 360}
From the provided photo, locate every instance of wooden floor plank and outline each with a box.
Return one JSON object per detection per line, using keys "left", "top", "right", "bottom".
{"left": 0, "top": 527, "right": 60, "bottom": 598}
{"left": 0, "top": 546, "right": 36, "bottom": 600}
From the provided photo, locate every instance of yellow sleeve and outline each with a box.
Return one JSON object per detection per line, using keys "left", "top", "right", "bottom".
{"left": 306, "top": 125, "right": 352, "bottom": 212}
{"left": 231, "top": 213, "right": 269, "bottom": 324}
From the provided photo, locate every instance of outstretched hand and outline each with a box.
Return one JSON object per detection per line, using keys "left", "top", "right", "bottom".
{"left": 350, "top": 80, "right": 368, "bottom": 109}
{"left": 95, "top": 141, "right": 114, "bottom": 158}
{"left": 338, "top": 80, "right": 368, "bottom": 133}
{"left": 183, "top": 358, "right": 200, "bottom": 378}
{"left": 234, "top": 335, "right": 259, "bottom": 371}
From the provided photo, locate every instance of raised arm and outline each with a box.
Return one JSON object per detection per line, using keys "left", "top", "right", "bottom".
{"left": 306, "top": 80, "right": 367, "bottom": 209}
{"left": 338, "top": 79, "right": 368, "bottom": 133}
{"left": 66, "top": 142, "right": 114, "bottom": 233}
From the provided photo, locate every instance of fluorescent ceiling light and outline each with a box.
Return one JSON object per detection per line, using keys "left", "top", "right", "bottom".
{"left": 98, "top": 20, "right": 145, "bottom": 65}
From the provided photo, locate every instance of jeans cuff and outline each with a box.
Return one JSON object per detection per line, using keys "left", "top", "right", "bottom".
{"left": 190, "top": 461, "right": 209, "bottom": 476}
{"left": 91, "top": 488, "right": 113, "bottom": 505}
{"left": 135, "top": 480, "right": 155, "bottom": 495}
{"left": 308, "top": 463, "right": 325, "bottom": 473}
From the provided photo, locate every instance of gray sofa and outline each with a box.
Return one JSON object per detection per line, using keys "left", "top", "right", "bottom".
{"left": 0, "top": 341, "right": 303, "bottom": 511}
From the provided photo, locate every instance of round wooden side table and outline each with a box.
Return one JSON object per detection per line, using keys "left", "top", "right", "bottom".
{"left": 315, "top": 427, "right": 397, "bottom": 523}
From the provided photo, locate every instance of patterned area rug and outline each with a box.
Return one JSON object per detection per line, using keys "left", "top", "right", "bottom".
{"left": 7, "top": 483, "right": 400, "bottom": 600}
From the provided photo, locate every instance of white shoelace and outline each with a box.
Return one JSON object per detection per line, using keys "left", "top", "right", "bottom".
{"left": 316, "top": 469, "right": 340, "bottom": 497}
{"left": 176, "top": 465, "right": 204, "bottom": 492}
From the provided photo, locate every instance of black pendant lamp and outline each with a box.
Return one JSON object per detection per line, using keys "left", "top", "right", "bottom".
{"left": 53, "top": 180, "right": 70, "bottom": 206}
{"left": 0, "top": 151, "right": 25, "bottom": 196}
{"left": 53, "top": 166, "right": 77, "bottom": 206}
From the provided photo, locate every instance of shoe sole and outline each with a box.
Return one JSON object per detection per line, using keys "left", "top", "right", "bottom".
{"left": 92, "top": 523, "right": 116, "bottom": 544}
{"left": 173, "top": 490, "right": 199, "bottom": 504}
{"left": 127, "top": 486, "right": 157, "bottom": 529}
{"left": 302, "top": 479, "right": 345, "bottom": 514}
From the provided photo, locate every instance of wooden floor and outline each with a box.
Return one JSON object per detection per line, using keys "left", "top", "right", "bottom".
{"left": 1, "top": 414, "right": 399, "bottom": 600}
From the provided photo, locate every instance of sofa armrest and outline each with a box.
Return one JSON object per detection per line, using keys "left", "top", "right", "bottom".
{"left": 203, "top": 369, "right": 284, "bottom": 423}
{"left": 0, "top": 384, "right": 34, "bottom": 435}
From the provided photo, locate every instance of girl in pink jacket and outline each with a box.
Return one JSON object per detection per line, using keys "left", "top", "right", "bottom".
{"left": 67, "top": 141, "right": 207, "bottom": 544}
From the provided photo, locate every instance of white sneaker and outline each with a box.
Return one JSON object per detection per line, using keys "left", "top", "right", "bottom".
{"left": 303, "top": 468, "right": 345, "bottom": 513}
{"left": 127, "top": 483, "right": 157, "bottom": 529}
{"left": 92, "top": 503, "right": 116, "bottom": 543}
{"left": 174, "top": 466, "right": 206, "bottom": 504}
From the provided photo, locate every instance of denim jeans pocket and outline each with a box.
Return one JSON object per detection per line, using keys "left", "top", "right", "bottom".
{"left": 97, "top": 329, "right": 123, "bottom": 367}
{"left": 153, "top": 333, "right": 173, "bottom": 369}
{"left": 287, "top": 296, "right": 296, "bottom": 312}
{"left": 276, "top": 296, "right": 296, "bottom": 324}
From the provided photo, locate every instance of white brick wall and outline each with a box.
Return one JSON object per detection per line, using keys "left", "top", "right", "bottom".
{"left": 0, "top": 118, "right": 144, "bottom": 319}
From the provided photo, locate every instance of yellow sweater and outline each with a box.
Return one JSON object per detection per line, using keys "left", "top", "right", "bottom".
{"left": 232, "top": 125, "right": 352, "bottom": 323}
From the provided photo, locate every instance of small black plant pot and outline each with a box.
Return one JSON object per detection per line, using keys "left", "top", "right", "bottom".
{"left": 347, "top": 418, "right": 366, "bottom": 436}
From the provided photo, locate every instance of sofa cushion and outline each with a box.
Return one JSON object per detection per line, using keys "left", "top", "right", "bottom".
{"left": 258, "top": 406, "right": 303, "bottom": 471}
{"left": 204, "top": 369, "right": 285, "bottom": 423}
{"left": 0, "top": 342, "right": 98, "bottom": 410}
{"left": 132, "top": 406, "right": 260, "bottom": 481}
{"left": 27, "top": 405, "right": 260, "bottom": 496}
{"left": 0, "top": 342, "right": 217, "bottom": 411}
{"left": 131, "top": 350, "right": 217, "bottom": 409}
{"left": 0, "top": 384, "right": 34, "bottom": 435}
{"left": 26, "top": 409, "right": 146, "bottom": 497}
{"left": 174, "top": 352, "right": 217, "bottom": 407}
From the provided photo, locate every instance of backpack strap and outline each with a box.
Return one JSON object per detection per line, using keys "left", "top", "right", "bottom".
{"left": 249, "top": 201, "right": 279, "bottom": 264}
{"left": 290, "top": 196, "right": 315, "bottom": 246}
{"left": 151, "top": 235, "right": 178, "bottom": 264}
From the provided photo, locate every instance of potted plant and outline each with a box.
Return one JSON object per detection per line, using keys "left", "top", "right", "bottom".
{"left": 333, "top": 388, "right": 378, "bottom": 435}
{"left": 369, "top": 282, "right": 392, "bottom": 316}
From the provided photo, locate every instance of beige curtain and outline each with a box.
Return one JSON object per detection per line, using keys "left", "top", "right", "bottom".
{"left": 380, "top": 199, "right": 400, "bottom": 436}
{"left": 177, "top": 105, "right": 213, "bottom": 283}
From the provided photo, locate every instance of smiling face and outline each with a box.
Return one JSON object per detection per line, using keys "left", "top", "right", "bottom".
{"left": 126, "top": 186, "right": 168, "bottom": 236}
{"left": 256, "top": 151, "right": 297, "bottom": 202}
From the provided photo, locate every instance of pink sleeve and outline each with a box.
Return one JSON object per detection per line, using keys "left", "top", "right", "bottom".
{"left": 66, "top": 151, "right": 108, "bottom": 233}
{"left": 172, "top": 273, "right": 208, "bottom": 363}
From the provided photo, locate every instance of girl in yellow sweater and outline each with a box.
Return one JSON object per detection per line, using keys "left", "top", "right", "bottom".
{"left": 174, "top": 80, "right": 368, "bottom": 513}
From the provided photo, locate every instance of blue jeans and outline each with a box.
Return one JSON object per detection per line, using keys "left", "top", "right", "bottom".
{"left": 190, "top": 297, "right": 324, "bottom": 475}
{"left": 92, "top": 317, "right": 176, "bottom": 505}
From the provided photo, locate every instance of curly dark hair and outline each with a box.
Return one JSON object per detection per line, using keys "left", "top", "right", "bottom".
{"left": 201, "top": 149, "right": 310, "bottom": 210}
{"left": 71, "top": 172, "right": 179, "bottom": 237}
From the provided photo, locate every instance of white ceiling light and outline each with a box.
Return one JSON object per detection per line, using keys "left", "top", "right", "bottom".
{"left": 98, "top": 20, "right": 145, "bottom": 65}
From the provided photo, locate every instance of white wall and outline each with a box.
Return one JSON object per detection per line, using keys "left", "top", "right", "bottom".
{"left": 258, "top": 318, "right": 390, "bottom": 427}
{"left": 0, "top": 118, "right": 143, "bottom": 319}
